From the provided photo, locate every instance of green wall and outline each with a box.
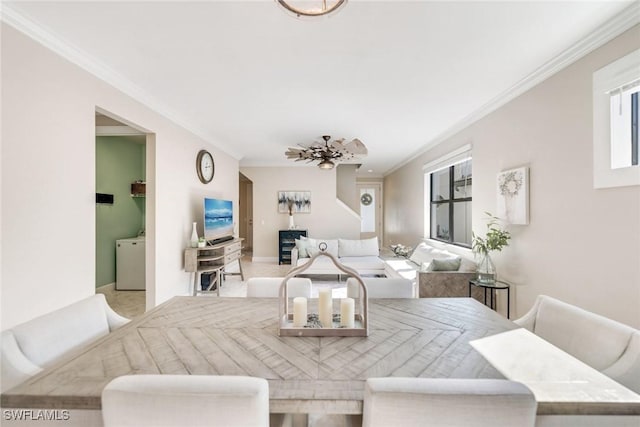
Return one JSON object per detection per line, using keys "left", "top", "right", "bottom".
{"left": 96, "top": 136, "right": 145, "bottom": 287}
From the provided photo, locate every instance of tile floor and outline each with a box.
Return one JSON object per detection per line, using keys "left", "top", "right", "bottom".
{"left": 100, "top": 253, "right": 348, "bottom": 319}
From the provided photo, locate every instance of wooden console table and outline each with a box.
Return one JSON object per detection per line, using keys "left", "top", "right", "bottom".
{"left": 184, "top": 238, "right": 244, "bottom": 295}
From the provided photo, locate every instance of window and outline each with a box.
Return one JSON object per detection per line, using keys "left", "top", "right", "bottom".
{"left": 593, "top": 49, "right": 640, "bottom": 188}
{"left": 429, "top": 158, "right": 472, "bottom": 247}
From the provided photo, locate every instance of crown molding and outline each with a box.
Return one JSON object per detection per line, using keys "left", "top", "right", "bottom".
{"left": 385, "top": 2, "right": 640, "bottom": 177}
{"left": 0, "top": 4, "right": 243, "bottom": 160}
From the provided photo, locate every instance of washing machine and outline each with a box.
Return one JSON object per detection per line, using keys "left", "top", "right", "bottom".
{"left": 116, "top": 237, "right": 145, "bottom": 290}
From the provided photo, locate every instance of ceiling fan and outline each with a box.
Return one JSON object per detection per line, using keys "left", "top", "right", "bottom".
{"left": 285, "top": 135, "right": 367, "bottom": 170}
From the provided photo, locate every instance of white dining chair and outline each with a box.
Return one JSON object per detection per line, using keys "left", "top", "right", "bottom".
{"left": 246, "top": 277, "right": 312, "bottom": 298}
{"left": 362, "top": 378, "right": 537, "bottom": 427}
{"left": 102, "top": 375, "right": 269, "bottom": 427}
{"left": 346, "top": 277, "right": 415, "bottom": 299}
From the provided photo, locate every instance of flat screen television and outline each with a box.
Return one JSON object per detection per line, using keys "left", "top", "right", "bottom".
{"left": 204, "top": 198, "right": 234, "bottom": 245}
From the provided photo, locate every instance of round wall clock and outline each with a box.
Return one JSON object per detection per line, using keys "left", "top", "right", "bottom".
{"left": 196, "top": 150, "right": 215, "bottom": 184}
{"left": 360, "top": 193, "right": 373, "bottom": 206}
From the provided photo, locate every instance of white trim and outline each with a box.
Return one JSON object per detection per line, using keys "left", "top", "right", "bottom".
{"left": 422, "top": 143, "right": 472, "bottom": 173}
{"left": 96, "top": 126, "right": 145, "bottom": 136}
{"left": 386, "top": 2, "right": 640, "bottom": 177}
{"left": 0, "top": 4, "right": 242, "bottom": 160}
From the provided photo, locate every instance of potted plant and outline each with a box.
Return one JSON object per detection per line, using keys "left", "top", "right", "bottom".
{"left": 472, "top": 212, "right": 510, "bottom": 283}
{"left": 198, "top": 237, "right": 207, "bottom": 248}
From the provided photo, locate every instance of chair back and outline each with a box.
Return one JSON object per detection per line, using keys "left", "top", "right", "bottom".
{"left": 102, "top": 375, "right": 269, "bottom": 427}
{"left": 363, "top": 378, "right": 537, "bottom": 427}
{"left": 347, "top": 277, "right": 414, "bottom": 299}
{"left": 246, "top": 277, "right": 312, "bottom": 298}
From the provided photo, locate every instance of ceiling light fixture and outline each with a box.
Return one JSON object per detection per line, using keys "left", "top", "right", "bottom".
{"left": 276, "top": 0, "right": 348, "bottom": 18}
{"left": 285, "top": 135, "right": 367, "bottom": 170}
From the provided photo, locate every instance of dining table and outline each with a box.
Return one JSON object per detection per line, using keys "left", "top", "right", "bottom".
{"left": 2, "top": 296, "right": 639, "bottom": 420}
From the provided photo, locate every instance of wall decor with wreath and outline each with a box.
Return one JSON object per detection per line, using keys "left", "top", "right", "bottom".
{"left": 497, "top": 166, "right": 529, "bottom": 225}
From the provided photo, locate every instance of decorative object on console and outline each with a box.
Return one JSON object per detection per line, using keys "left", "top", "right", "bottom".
{"left": 497, "top": 166, "right": 529, "bottom": 224}
{"left": 285, "top": 135, "right": 367, "bottom": 170}
{"left": 276, "top": 0, "right": 348, "bottom": 18}
{"left": 190, "top": 222, "right": 199, "bottom": 248}
{"left": 472, "top": 212, "right": 510, "bottom": 284}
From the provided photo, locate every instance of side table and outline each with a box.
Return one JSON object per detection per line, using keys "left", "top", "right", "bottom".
{"left": 468, "top": 279, "right": 511, "bottom": 319}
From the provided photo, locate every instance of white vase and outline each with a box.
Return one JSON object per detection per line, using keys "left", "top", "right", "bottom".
{"left": 190, "top": 222, "right": 199, "bottom": 248}
{"left": 288, "top": 215, "right": 295, "bottom": 230}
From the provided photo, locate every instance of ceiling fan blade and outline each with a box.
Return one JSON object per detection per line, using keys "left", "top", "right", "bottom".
{"left": 343, "top": 138, "right": 368, "bottom": 157}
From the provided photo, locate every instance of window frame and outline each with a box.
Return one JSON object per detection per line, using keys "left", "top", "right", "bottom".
{"left": 593, "top": 48, "right": 640, "bottom": 188}
{"left": 423, "top": 145, "right": 472, "bottom": 250}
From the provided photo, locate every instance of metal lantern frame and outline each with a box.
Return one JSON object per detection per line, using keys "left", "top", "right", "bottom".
{"left": 278, "top": 244, "right": 369, "bottom": 337}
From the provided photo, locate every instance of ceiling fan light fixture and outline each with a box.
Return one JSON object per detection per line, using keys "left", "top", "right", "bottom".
{"left": 276, "top": 0, "right": 348, "bottom": 18}
{"left": 318, "top": 159, "right": 335, "bottom": 170}
{"left": 284, "top": 134, "right": 367, "bottom": 169}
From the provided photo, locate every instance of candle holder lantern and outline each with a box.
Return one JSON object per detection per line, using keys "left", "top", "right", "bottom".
{"left": 278, "top": 242, "right": 369, "bottom": 337}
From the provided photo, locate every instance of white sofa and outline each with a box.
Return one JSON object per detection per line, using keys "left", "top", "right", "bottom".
{"left": 515, "top": 295, "right": 640, "bottom": 394}
{"left": 383, "top": 241, "right": 482, "bottom": 299}
{"left": 291, "top": 237, "right": 386, "bottom": 277}
{"left": 1, "top": 294, "right": 130, "bottom": 392}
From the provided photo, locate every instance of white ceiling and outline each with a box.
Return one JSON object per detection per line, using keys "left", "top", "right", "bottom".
{"left": 4, "top": 1, "right": 637, "bottom": 176}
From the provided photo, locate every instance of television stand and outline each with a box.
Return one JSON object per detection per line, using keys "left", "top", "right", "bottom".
{"left": 184, "top": 238, "right": 244, "bottom": 296}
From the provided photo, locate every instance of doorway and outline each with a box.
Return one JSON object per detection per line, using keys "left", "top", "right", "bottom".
{"left": 239, "top": 173, "right": 253, "bottom": 253}
{"left": 95, "top": 110, "right": 154, "bottom": 315}
{"left": 357, "top": 182, "right": 383, "bottom": 247}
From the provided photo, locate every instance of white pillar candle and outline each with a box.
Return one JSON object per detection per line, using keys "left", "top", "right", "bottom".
{"left": 293, "top": 297, "right": 307, "bottom": 327}
{"left": 318, "top": 288, "right": 333, "bottom": 328}
{"left": 340, "top": 298, "right": 355, "bottom": 328}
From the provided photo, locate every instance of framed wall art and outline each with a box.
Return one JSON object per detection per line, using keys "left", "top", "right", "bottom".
{"left": 278, "top": 191, "right": 311, "bottom": 214}
{"left": 497, "top": 167, "right": 529, "bottom": 225}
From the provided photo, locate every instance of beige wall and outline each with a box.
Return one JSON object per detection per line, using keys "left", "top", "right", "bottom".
{"left": 384, "top": 25, "right": 640, "bottom": 328}
{"left": 1, "top": 24, "right": 239, "bottom": 329}
{"left": 241, "top": 167, "right": 360, "bottom": 261}
{"left": 336, "top": 164, "right": 359, "bottom": 212}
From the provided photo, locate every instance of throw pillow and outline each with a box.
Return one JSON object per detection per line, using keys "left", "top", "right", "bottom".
{"left": 409, "top": 242, "right": 435, "bottom": 266}
{"left": 295, "top": 239, "right": 309, "bottom": 258}
{"left": 428, "top": 257, "right": 462, "bottom": 271}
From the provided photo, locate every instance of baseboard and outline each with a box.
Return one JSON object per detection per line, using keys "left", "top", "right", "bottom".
{"left": 251, "top": 257, "right": 279, "bottom": 263}
{"left": 96, "top": 282, "right": 116, "bottom": 293}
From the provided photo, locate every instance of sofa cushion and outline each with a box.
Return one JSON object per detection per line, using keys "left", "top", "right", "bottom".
{"left": 11, "top": 295, "right": 112, "bottom": 367}
{"left": 341, "top": 256, "right": 386, "bottom": 271}
{"left": 532, "top": 297, "right": 636, "bottom": 371}
{"left": 302, "top": 237, "right": 339, "bottom": 257}
{"left": 339, "top": 237, "right": 379, "bottom": 257}
{"left": 427, "top": 257, "right": 461, "bottom": 271}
